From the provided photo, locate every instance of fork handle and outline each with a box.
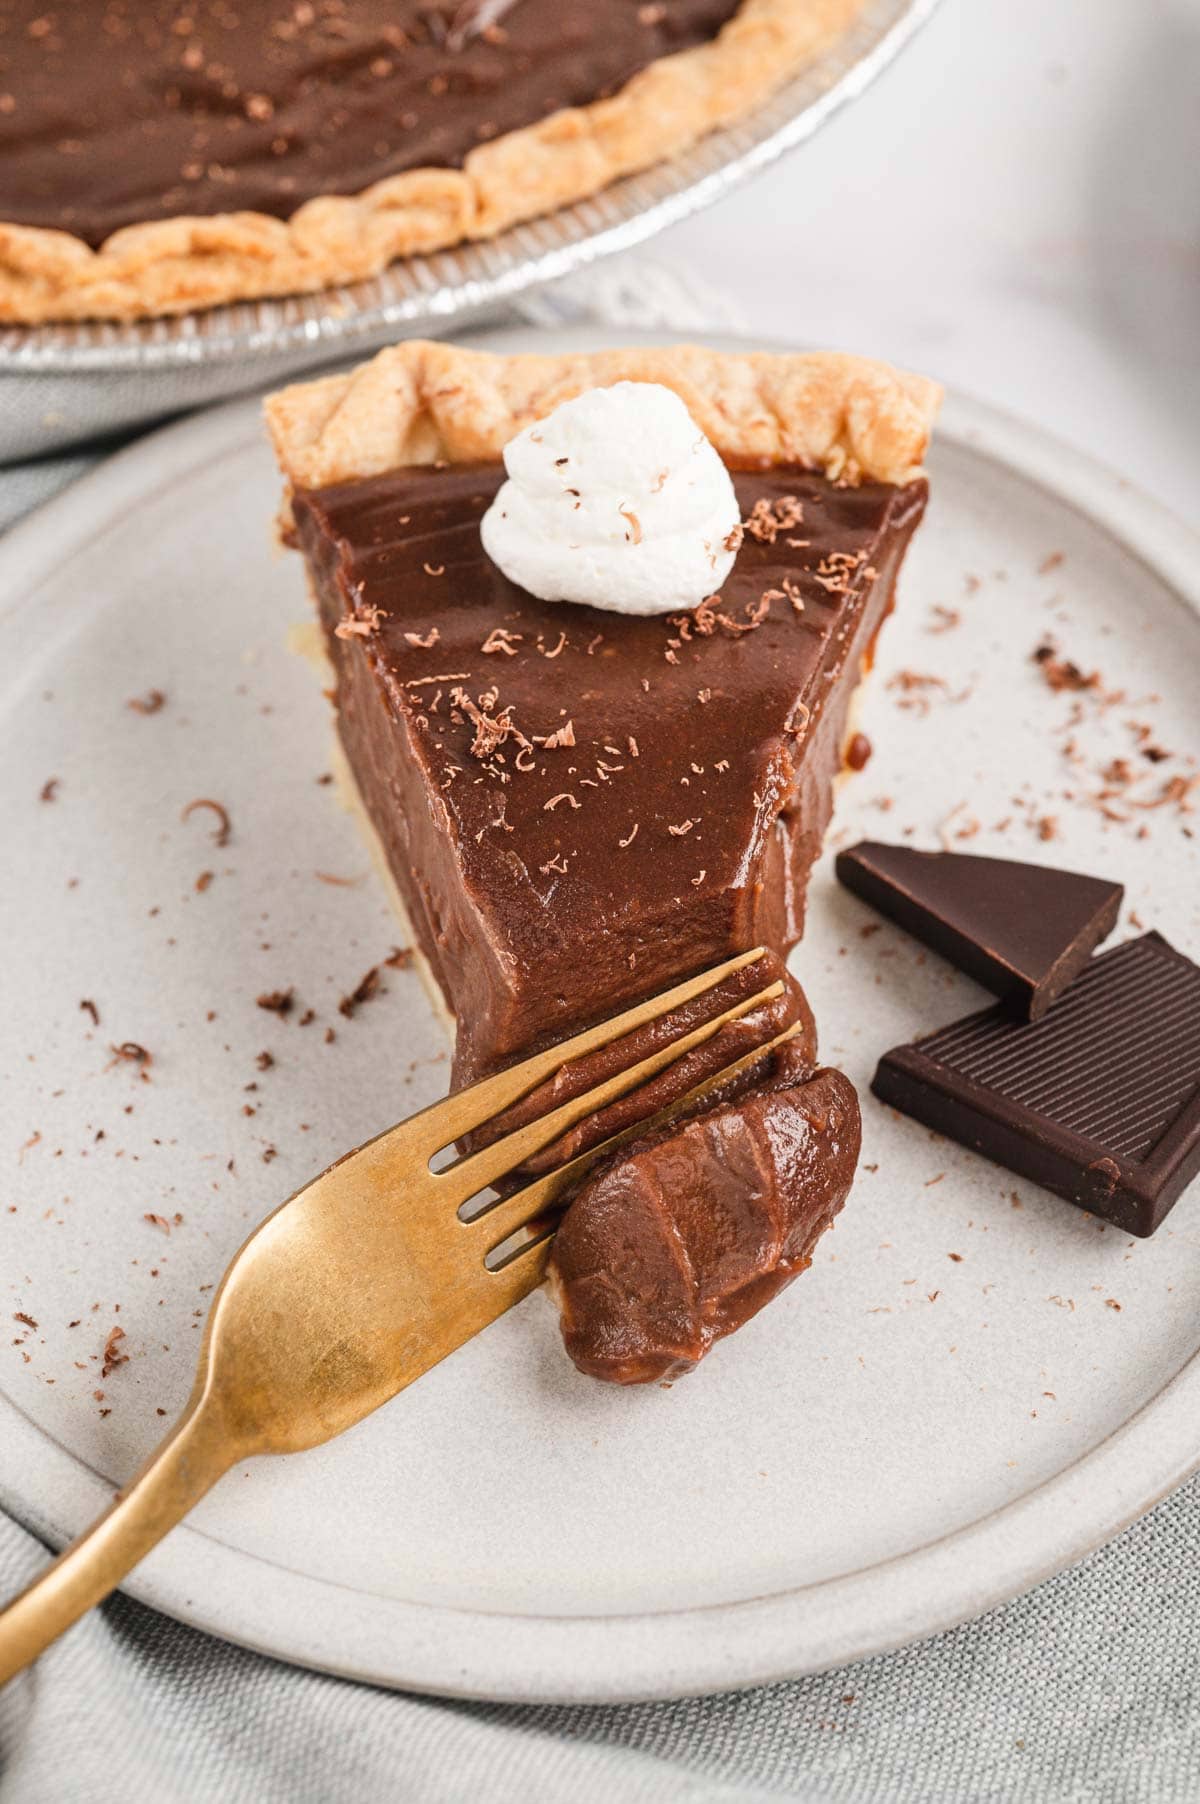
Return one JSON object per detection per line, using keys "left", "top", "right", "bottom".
{"left": 0, "top": 1399, "right": 239, "bottom": 1686}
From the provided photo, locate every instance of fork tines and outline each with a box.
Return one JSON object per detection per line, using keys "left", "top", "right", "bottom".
{"left": 404, "top": 946, "right": 796, "bottom": 1268}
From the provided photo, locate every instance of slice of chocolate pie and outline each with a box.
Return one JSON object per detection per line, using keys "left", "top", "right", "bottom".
{"left": 267, "top": 340, "right": 939, "bottom": 1380}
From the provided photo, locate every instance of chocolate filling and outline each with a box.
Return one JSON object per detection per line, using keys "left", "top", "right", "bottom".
{"left": 292, "top": 462, "right": 928, "bottom": 1087}
{"left": 1, "top": 0, "right": 743, "bottom": 245}
{"left": 550, "top": 1054, "right": 861, "bottom": 1383}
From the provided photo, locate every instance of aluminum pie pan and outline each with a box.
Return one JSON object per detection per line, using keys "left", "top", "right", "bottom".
{"left": 0, "top": 0, "right": 940, "bottom": 375}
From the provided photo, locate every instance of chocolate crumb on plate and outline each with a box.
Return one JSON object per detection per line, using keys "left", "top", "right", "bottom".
{"left": 256, "top": 988, "right": 295, "bottom": 1015}
{"left": 126, "top": 689, "right": 166, "bottom": 715}
{"left": 109, "top": 1041, "right": 153, "bottom": 1077}
{"left": 338, "top": 965, "right": 383, "bottom": 1017}
{"left": 101, "top": 1324, "right": 128, "bottom": 1377}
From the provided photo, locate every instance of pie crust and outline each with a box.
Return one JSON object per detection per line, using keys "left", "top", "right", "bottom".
{"left": 266, "top": 337, "right": 942, "bottom": 502}
{"left": 1, "top": 0, "right": 865, "bottom": 324}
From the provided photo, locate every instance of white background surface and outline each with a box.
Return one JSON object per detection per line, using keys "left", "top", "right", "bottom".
{"left": 663, "top": 0, "right": 1200, "bottom": 524}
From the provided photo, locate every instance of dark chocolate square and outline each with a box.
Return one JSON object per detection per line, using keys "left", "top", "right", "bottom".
{"left": 873, "top": 932, "right": 1200, "bottom": 1236}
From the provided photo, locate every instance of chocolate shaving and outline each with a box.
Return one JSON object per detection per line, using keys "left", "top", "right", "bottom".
{"left": 813, "top": 550, "right": 868, "bottom": 595}
{"left": 685, "top": 590, "right": 773, "bottom": 640}
{"left": 339, "top": 964, "right": 383, "bottom": 1017}
{"left": 1134, "top": 774, "right": 1199, "bottom": 813}
{"left": 335, "top": 604, "right": 385, "bottom": 640}
{"left": 182, "top": 797, "right": 231, "bottom": 848}
{"left": 404, "top": 627, "right": 440, "bottom": 649}
{"left": 887, "top": 670, "right": 949, "bottom": 716}
{"left": 481, "top": 627, "right": 522, "bottom": 656}
{"left": 80, "top": 998, "right": 100, "bottom": 1028}
{"left": 39, "top": 777, "right": 58, "bottom": 803}
{"left": 1033, "top": 641, "right": 1099, "bottom": 694}
{"left": 449, "top": 685, "right": 531, "bottom": 762}
{"left": 928, "top": 606, "right": 961, "bottom": 634}
{"left": 110, "top": 1041, "right": 152, "bottom": 1074}
{"left": 544, "top": 792, "right": 581, "bottom": 812}
{"left": 14, "top": 1312, "right": 37, "bottom": 1330}
{"left": 144, "top": 1212, "right": 171, "bottom": 1234}
{"left": 101, "top": 1324, "right": 128, "bottom": 1378}
{"left": 743, "top": 494, "right": 803, "bottom": 544}
{"left": 127, "top": 689, "right": 166, "bottom": 715}
{"left": 535, "top": 720, "right": 576, "bottom": 750}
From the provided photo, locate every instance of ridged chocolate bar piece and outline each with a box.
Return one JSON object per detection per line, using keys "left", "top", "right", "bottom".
{"left": 873, "top": 932, "right": 1200, "bottom": 1236}
{"left": 836, "top": 841, "right": 1123, "bottom": 1021}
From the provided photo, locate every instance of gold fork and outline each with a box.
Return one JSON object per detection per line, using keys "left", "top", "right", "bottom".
{"left": 0, "top": 947, "right": 796, "bottom": 1684}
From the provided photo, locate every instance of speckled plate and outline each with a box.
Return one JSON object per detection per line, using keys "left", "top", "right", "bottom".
{"left": 1, "top": 326, "right": 1199, "bottom": 1705}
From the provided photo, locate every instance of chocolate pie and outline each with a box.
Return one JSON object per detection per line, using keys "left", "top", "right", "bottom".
{"left": 1, "top": 0, "right": 866, "bottom": 322}
{"left": 267, "top": 340, "right": 939, "bottom": 1378}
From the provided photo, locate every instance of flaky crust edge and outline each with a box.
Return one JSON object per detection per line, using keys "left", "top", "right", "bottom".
{"left": 0, "top": 0, "right": 865, "bottom": 324}
{"left": 265, "top": 339, "right": 942, "bottom": 507}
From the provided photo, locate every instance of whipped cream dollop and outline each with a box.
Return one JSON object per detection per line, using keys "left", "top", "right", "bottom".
{"left": 480, "top": 382, "right": 742, "bottom": 616}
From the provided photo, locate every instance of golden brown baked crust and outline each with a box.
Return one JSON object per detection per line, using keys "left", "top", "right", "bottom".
{"left": 0, "top": 0, "right": 864, "bottom": 325}
{"left": 266, "top": 339, "right": 942, "bottom": 499}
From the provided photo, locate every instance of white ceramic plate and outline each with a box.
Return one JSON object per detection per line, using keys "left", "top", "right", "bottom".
{"left": 2, "top": 327, "right": 1199, "bottom": 1705}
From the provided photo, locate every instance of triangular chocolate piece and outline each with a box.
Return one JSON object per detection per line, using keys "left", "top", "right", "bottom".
{"left": 269, "top": 344, "right": 939, "bottom": 1085}
{"left": 836, "top": 841, "right": 1123, "bottom": 1020}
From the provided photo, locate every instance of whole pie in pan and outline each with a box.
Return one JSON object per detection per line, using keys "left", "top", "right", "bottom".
{"left": 1, "top": 0, "right": 866, "bottom": 323}
{"left": 267, "top": 340, "right": 940, "bottom": 1380}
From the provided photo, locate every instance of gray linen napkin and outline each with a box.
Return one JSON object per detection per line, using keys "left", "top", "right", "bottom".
{"left": 4, "top": 258, "right": 1200, "bottom": 1804}
{"left": 5, "top": 1479, "right": 1200, "bottom": 1804}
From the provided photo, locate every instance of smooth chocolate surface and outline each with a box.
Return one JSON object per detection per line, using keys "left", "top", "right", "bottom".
{"left": 551, "top": 1054, "right": 860, "bottom": 1383}
{"left": 1, "top": 0, "right": 742, "bottom": 245}
{"left": 837, "top": 841, "right": 1124, "bottom": 1021}
{"left": 873, "top": 932, "right": 1200, "bottom": 1237}
{"left": 293, "top": 462, "right": 927, "bottom": 1084}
